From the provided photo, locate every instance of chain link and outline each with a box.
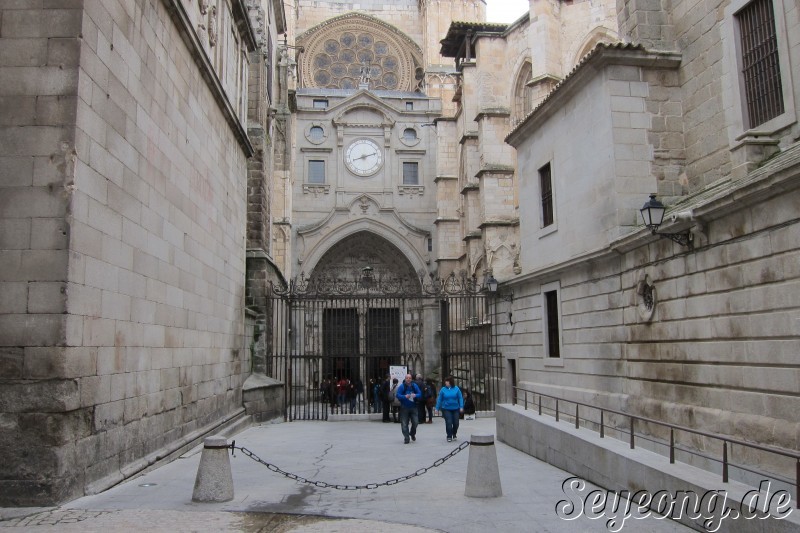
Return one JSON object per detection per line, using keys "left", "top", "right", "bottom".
{"left": 232, "top": 441, "right": 470, "bottom": 490}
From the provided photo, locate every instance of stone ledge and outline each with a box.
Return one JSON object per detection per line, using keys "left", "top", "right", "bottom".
{"left": 496, "top": 404, "right": 799, "bottom": 533}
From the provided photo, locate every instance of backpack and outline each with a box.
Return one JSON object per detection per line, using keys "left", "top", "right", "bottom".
{"left": 423, "top": 383, "right": 433, "bottom": 400}
{"left": 387, "top": 383, "right": 397, "bottom": 403}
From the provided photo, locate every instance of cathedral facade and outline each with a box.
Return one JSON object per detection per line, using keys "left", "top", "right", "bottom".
{"left": 1, "top": 0, "right": 798, "bottom": 507}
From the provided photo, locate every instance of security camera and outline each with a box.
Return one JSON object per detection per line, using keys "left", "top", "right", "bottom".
{"left": 670, "top": 210, "right": 694, "bottom": 223}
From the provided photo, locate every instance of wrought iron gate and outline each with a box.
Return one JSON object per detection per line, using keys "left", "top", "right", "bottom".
{"left": 266, "top": 272, "right": 502, "bottom": 420}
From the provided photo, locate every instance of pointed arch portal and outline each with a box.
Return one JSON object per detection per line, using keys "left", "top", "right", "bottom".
{"left": 264, "top": 232, "right": 505, "bottom": 420}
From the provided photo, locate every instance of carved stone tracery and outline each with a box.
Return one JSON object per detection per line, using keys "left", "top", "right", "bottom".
{"left": 298, "top": 14, "right": 423, "bottom": 91}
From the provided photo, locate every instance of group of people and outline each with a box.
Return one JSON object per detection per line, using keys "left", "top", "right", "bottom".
{"left": 385, "top": 373, "right": 476, "bottom": 444}
{"left": 319, "top": 377, "right": 364, "bottom": 413}
{"left": 322, "top": 372, "right": 477, "bottom": 444}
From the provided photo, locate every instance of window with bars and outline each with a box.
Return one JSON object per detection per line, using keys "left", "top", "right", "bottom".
{"left": 313, "top": 99, "right": 329, "bottom": 109}
{"left": 308, "top": 160, "right": 326, "bottom": 183}
{"left": 403, "top": 162, "right": 419, "bottom": 184}
{"left": 736, "top": 0, "right": 785, "bottom": 128}
{"left": 539, "top": 163, "right": 554, "bottom": 227}
{"left": 544, "top": 289, "right": 561, "bottom": 358}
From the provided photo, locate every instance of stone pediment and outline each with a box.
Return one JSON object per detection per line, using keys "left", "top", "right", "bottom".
{"left": 330, "top": 90, "right": 398, "bottom": 127}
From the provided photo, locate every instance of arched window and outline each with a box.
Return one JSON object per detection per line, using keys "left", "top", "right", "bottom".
{"left": 402, "top": 128, "right": 417, "bottom": 142}
{"left": 513, "top": 62, "right": 533, "bottom": 122}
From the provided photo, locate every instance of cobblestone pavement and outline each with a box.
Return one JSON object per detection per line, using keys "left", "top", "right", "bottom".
{"left": 0, "top": 508, "right": 438, "bottom": 532}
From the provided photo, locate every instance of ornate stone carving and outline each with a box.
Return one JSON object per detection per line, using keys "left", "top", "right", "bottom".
{"left": 297, "top": 14, "right": 423, "bottom": 91}
{"left": 208, "top": 6, "right": 218, "bottom": 47}
{"left": 397, "top": 185, "right": 424, "bottom": 197}
{"left": 303, "top": 184, "right": 330, "bottom": 197}
{"left": 199, "top": 0, "right": 209, "bottom": 15}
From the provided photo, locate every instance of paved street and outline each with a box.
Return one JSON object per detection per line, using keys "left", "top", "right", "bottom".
{"left": 1, "top": 417, "right": 689, "bottom": 532}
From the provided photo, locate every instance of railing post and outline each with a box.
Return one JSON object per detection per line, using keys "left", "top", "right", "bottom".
{"left": 538, "top": 395, "right": 541, "bottom": 415}
{"left": 630, "top": 418, "right": 635, "bottom": 449}
{"left": 669, "top": 428, "right": 675, "bottom": 464}
{"left": 723, "top": 441, "right": 729, "bottom": 482}
{"left": 575, "top": 404, "right": 579, "bottom": 429}
{"left": 796, "top": 459, "right": 799, "bottom": 509}
{"left": 555, "top": 399, "right": 559, "bottom": 422}
{"left": 600, "top": 410, "right": 604, "bottom": 438}
{"left": 524, "top": 390, "right": 527, "bottom": 410}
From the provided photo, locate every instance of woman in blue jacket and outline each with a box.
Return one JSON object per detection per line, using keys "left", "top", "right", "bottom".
{"left": 435, "top": 376, "right": 464, "bottom": 442}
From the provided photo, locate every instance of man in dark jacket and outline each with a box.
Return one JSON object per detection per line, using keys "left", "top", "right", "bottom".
{"left": 415, "top": 374, "right": 427, "bottom": 425}
{"left": 396, "top": 373, "right": 422, "bottom": 444}
{"left": 381, "top": 374, "right": 391, "bottom": 422}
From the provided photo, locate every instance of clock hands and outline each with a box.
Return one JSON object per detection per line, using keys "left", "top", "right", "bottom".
{"left": 355, "top": 151, "right": 377, "bottom": 161}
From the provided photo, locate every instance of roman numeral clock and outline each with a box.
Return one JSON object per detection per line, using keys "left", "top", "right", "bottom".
{"left": 345, "top": 138, "right": 383, "bottom": 176}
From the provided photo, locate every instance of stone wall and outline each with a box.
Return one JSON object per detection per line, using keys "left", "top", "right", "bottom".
{"left": 0, "top": 0, "right": 254, "bottom": 505}
{"left": 500, "top": 0, "right": 800, "bottom": 463}
{"left": 501, "top": 167, "right": 800, "bottom": 457}
{"left": 0, "top": 0, "right": 82, "bottom": 505}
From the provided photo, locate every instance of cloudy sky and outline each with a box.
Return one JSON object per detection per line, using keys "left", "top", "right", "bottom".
{"left": 486, "top": 0, "right": 528, "bottom": 23}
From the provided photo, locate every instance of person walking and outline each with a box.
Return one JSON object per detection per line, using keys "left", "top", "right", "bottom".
{"left": 372, "top": 379, "right": 381, "bottom": 413}
{"left": 336, "top": 377, "right": 348, "bottom": 412}
{"left": 389, "top": 377, "right": 400, "bottom": 422}
{"left": 396, "top": 373, "right": 422, "bottom": 444}
{"left": 425, "top": 379, "right": 437, "bottom": 423}
{"left": 435, "top": 376, "right": 464, "bottom": 442}
{"left": 415, "top": 374, "right": 427, "bottom": 424}
{"left": 381, "top": 375, "right": 392, "bottom": 422}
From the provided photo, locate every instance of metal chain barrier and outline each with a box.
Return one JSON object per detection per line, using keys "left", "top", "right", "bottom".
{"left": 231, "top": 441, "right": 470, "bottom": 490}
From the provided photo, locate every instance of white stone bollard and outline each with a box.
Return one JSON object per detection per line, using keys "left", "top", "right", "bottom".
{"left": 464, "top": 433, "right": 502, "bottom": 498}
{"left": 192, "top": 435, "right": 234, "bottom": 502}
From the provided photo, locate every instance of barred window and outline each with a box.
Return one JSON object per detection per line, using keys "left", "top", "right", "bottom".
{"left": 308, "top": 160, "right": 326, "bottom": 183}
{"left": 403, "top": 162, "right": 419, "bottom": 185}
{"left": 539, "top": 163, "right": 554, "bottom": 227}
{"left": 544, "top": 289, "right": 561, "bottom": 358}
{"left": 313, "top": 99, "right": 328, "bottom": 109}
{"left": 736, "top": 0, "right": 784, "bottom": 128}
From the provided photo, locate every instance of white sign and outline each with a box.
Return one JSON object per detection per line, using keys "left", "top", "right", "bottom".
{"left": 389, "top": 365, "right": 408, "bottom": 384}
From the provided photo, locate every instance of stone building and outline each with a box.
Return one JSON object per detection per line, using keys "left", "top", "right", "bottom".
{"left": 0, "top": 0, "right": 285, "bottom": 505}
{"left": 494, "top": 0, "right": 800, "bottom": 481}
{"left": 1, "top": 0, "right": 798, "bottom": 509}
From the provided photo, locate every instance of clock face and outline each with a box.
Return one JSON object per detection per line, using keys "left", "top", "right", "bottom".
{"left": 345, "top": 139, "right": 383, "bottom": 176}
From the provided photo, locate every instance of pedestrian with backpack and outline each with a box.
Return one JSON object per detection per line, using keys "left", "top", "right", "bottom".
{"left": 396, "top": 374, "right": 422, "bottom": 443}
{"left": 425, "top": 380, "right": 437, "bottom": 423}
{"left": 388, "top": 377, "right": 400, "bottom": 423}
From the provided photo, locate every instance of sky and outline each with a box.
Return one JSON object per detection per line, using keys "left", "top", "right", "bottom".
{"left": 485, "top": 0, "right": 529, "bottom": 23}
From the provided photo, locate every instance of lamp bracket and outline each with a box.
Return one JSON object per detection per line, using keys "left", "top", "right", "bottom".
{"left": 496, "top": 291, "right": 513, "bottom": 302}
{"left": 653, "top": 229, "right": 693, "bottom": 249}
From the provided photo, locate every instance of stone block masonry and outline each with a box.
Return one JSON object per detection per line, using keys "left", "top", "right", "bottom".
{"left": 0, "top": 0, "right": 253, "bottom": 505}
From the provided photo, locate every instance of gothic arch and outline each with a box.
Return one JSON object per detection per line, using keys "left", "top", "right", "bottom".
{"left": 512, "top": 60, "right": 533, "bottom": 123}
{"left": 302, "top": 220, "right": 428, "bottom": 284}
{"left": 571, "top": 27, "right": 619, "bottom": 67}
{"left": 297, "top": 13, "right": 424, "bottom": 91}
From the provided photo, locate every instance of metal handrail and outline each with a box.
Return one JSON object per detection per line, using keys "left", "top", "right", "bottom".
{"left": 512, "top": 385, "right": 800, "bottom": 508}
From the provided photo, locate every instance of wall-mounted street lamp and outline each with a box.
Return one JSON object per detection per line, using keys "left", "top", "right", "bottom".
{"left": 485, "top": 274, "right": 513, "bottom": 302}
{"left": 640, "top": 194, "right": 693, "bottom": 249}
